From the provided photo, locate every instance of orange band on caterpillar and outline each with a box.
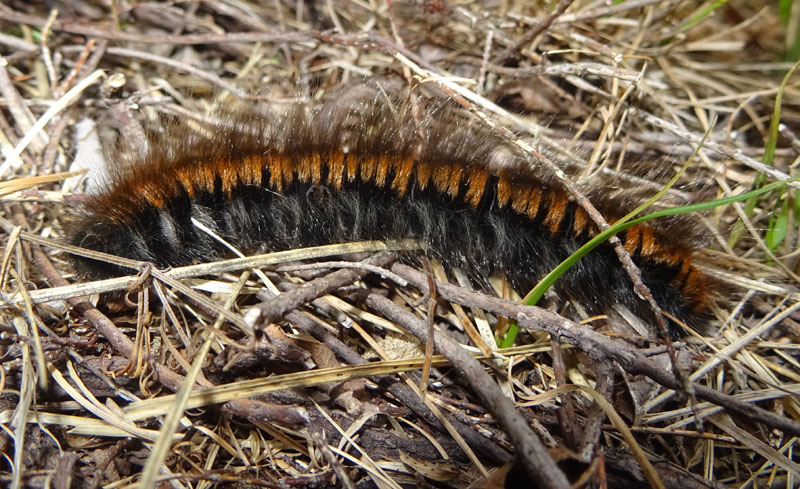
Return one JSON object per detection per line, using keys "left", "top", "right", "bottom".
{"left": 66, "top": 90, "right": 714, "bottom": 334}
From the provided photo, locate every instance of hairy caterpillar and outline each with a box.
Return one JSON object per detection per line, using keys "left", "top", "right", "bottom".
{"left": 66, "top": 86, "right": 714, "bottom": 333}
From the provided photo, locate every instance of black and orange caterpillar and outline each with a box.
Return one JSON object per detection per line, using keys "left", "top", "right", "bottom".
{"left": 66, "top": 85, "right": 714, "bottom": 332}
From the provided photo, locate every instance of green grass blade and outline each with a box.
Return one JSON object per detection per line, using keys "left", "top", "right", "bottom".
{"left": 678, "top": 0, "right": 730, "bottom": 34}
{"left": 728, "top": 59, "right": 800, "bottom": 247}
{"left": 524, "top": 176, "right": 798, "bottom": 309}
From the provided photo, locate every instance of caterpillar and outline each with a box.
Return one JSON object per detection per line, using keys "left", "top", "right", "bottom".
{"left": 66, "top": 85, "right": 714, "bottom": 333}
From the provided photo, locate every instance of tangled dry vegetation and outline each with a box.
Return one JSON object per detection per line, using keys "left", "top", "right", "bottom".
{"left": 1, "top": 1, "right": 799, "bottom": 488}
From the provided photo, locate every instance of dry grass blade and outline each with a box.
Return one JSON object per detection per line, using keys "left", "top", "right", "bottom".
{"left": 137, "top": 271, "right": 251, "bottom": 489}
{"left": 122, "top": 354, "right": 459, "bottom": 422}
{"left": 0, "top": 170, "right": 85, "bottom": 197}
{"left": 3, "top": 240, "right": 420, "bottom": 306}
{"left": 0, "top": 69, "right": 104, "bottom": 176}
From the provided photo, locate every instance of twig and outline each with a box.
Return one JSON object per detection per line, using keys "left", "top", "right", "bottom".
{"left": 284, "top": 305, "right": 511, "bottom": 463}
{"left": 104, "top": 47, "right": 250, "bottom": 98}
{"left": 365, "top": 292, "right": 571, "bottom": 489}
{"left": 0, "top": 61, "right": 42, "bottom": 155}
{"left": 39, "top": 9, "right": 59, "bottom": 97}
{"left": 491, "top": 0, "right": 575, "bottom": 66}
{"left": 0, "top": 9, "right": 313, "bottom": 46}
{"left": 23, "top": 226, "right": 308, "bottom": 428}
{"left": 1, "top": 236, "right": 419, "bottom": 306}
{"left": 247, "top": 251, "right": 397, "bottom": 328}
{"left": 390, "top": 263, "right": 800, "bottom": 438}
{"left": 275, "top": 260, "right": 407, "bottom": 287}
{"left": 1, "top": 69, "right": 105, "bottom": 178}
